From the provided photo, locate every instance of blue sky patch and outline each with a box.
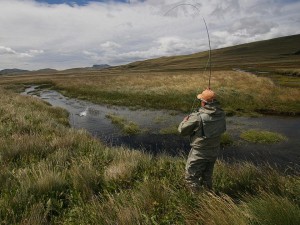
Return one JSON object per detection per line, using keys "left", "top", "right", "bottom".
{"left": 35, "top": 0, "right": 129, "bottom": 6}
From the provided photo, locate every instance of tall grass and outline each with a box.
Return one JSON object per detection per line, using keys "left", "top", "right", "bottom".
{"left": 0, "top": 87, "right": 299, "bottom": 224}
{"left": 247, "top": 193, "right": 300, "bottom": 225}
{"left": 180, "top": 192, "right": 250, "bottom": 225}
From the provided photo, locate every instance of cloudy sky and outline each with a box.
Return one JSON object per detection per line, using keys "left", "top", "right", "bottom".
{"left": 0, "top": 0, "right": 299, "bottom": 70}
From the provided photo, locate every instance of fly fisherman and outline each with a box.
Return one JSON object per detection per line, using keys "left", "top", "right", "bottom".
{"left": 178, "top": 88, "right": 226, "bottom": 190}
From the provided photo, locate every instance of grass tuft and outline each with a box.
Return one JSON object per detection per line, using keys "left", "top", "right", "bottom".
{"left": 221, "top": 132, "right": 234, "bottom": 146}
{"left": 106, "top": 113, "right": 141, "bottom": 135}
{"left": 240, "top": 129, "right": 287, "bottom": 144}
{"left": 180, "top": 192, "right": 250, "bottom": 225}
{"left": 247, "top": 192, "right": 300, "bottom": 225}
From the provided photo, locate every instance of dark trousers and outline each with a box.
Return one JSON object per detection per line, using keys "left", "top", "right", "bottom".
{"left": 185, "top": 149, "right": 216, "bottom": 190}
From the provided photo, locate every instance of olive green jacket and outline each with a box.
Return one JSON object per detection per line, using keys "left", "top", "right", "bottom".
{"left": 178, "top": 102, "right": 226, "bottom": 160}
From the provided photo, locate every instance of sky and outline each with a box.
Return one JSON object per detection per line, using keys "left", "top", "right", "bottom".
{"left": 0, "top": 0, "right": 299, "bottom": 70}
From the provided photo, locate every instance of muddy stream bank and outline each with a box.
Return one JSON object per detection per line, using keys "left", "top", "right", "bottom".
{"left": 22, "top": 86, "right": 300, "bottom": 171}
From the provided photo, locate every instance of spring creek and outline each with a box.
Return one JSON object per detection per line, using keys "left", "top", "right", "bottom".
{"left": 22, "top": 86, "right": 300, "bottom": 171}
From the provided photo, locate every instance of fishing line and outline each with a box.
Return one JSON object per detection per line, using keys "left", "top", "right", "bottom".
{"left": 163, "top": 3, "right": 212, "bottom": 113}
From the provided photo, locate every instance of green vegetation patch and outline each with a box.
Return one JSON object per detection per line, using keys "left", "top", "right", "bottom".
{"left": 240, "top": 129, "right": 287, "bottom": 144}
{"left": 106, "top": 113, "right": 141, "bottom": 135}
{"left": 221, "top": 132, "right": 234, "bottom": 146}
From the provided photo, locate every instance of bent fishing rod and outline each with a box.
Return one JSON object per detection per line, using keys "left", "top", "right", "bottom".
{"left": 164, "top": 3, "right": 212, "bottom": 113}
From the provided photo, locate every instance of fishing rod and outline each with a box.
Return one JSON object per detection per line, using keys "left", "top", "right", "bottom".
{"left": 128, "top": 1, "right": 212, "bottom": 90}
{"left": 164, "top": 3, "right": 212, "bottom": 87}
{"left": 164, "top": 3, "right": 212, "bottom": 113}
{"left": 202, "top": 17, "right": 212, "bottom": 89}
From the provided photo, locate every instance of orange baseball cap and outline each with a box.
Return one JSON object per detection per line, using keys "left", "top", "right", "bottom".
{"left": 197, "top": 88, "right": 215, "bottom": 102}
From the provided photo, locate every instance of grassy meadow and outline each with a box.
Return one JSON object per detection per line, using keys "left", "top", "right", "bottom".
{"left": 1, "top": 69, "right": 300, "bottom": 116}
{"left": 0, "top": 81, "right": 300, "bottom": 224}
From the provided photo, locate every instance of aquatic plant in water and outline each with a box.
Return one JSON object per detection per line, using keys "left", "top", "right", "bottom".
{"left": 240, "top": 129, "right": 287, "bottom": 144}
{"left": 105, "top": 113, "right": 141, "bottom": 135}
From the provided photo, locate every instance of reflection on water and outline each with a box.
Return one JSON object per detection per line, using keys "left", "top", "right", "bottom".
{"left": 22, "top": 86, "right": 300, "bottom": 171}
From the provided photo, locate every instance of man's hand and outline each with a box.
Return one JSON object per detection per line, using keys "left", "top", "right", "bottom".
{"left": 184, "top": 115, "right": 190, "bottom": 122}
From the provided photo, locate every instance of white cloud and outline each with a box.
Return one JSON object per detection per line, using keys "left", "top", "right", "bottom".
{"left": 0, "top": 0, "right": 299, "bottom": 70}
{"left": 0, "top": 46, "right": 17, "bottom": 55}
{"left": 0, "top": 46, "right": 44, "bottom": 58}
{"left": 100, "top": 41, "right": 121, "bottom": 50}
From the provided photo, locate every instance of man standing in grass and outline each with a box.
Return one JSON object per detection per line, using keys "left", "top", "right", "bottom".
{"left": 178, "top": 88, "right": 226, "bottom": 190}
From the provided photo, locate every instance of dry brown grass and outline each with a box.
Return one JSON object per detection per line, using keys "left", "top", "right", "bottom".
{"left": 0, "top": 70, "right": 274, "bottom": 93}
{"left": 104, "top": 147, "right": 151, "bottom": 182}
{"left": 3, "top": 70, "right": 300, "bottom": 114}
{"left": 181, "top": 192, "right": 250, "bottom": 225}
{"left": 52, "top": 71, "right": 274, "bottom": 95}
{"left": 1, "top": 69, "right": 300, "bottom": 116}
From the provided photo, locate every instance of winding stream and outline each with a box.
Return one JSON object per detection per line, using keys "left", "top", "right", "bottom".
{"left": 22, "top": 86, "right": 300, "bottom": 171}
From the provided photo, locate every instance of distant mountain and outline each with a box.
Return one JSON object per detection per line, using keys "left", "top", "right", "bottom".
{"left": 35, "top": 68, "right": 57, "bottom": 73}
{"left": 92, "top": 64, "right": 111, "bottom": 69}
{"left": 0, "top": 65, "right": 110, "bottom": 76}
{"left": 61, "top": 64, "right": 111, "bottom": 73}
{"left": 0, "top": 68, "right": 30, "bottom": 75}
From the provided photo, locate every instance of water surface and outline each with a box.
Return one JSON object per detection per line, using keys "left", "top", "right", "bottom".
{"left": 22, "top": 86, "right": 300, "bottom": 170}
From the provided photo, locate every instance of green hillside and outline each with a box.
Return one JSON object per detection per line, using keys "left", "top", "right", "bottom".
{"left": 120, "top": 34, "right": 300, "bottom": 72}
